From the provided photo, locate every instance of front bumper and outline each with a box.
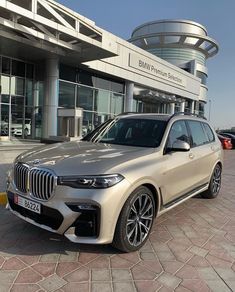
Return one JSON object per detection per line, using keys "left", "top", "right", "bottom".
{"left": 7, "top": 178, "right": 131, "bottom": 244}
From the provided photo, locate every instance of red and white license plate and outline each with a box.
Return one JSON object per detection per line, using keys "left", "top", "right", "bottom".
{"left": 14, "top": 194, "right": 41, "bottom": 214}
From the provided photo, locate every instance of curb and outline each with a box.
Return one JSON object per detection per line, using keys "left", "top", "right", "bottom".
{"left": 0, "top": 148, "right": 33, "bottom": 151}
{"left": 0, "top": 192, "right": 7, "bottom": 205}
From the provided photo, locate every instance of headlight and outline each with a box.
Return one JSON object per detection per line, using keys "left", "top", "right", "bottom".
{"left": 58, "top": 174, "right": 124, "bottom": 189}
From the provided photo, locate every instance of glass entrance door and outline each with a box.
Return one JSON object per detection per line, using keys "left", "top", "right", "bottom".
{"left": 0, "top": 103, "right": 10, "bottom": 137}
{"left": 11, "top": 95, "right": 26, "bottom": 139}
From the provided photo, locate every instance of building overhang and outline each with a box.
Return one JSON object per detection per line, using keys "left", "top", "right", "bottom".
{"left": 0, "top": 0, "right": 118, "bottom": 62}
{"left": 129, "top": 32, "right": 219, "bottom": 59}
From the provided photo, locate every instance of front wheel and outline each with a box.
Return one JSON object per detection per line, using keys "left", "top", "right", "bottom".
{"left": 112, "top": 186, "right": 155, "bottom": 252}
{"left": 201, "top": 164, "right": 222, "bottom": 199}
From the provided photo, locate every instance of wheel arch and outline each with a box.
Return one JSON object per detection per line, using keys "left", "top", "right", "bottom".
{"left": 112, "top": 180, "right": 161, "bottom": 241}
{"left": 210, "top": 160, "right": 223, "bottom": 179}
{"left": 217, "top": 161, "right": 222, "bottom": 170}
{"left": 142, "top": 183, "right": 161, "bottom": 217}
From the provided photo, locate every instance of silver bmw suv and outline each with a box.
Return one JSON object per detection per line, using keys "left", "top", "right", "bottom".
{"left": 6, "top": 113, "right": 223, "bottom": 252}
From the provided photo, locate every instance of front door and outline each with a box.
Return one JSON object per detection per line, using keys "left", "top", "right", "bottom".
{"left": 160, "top": 120, "right": 197, "bottom": 205}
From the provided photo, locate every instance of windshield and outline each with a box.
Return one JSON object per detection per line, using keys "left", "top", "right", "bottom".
{"left": 84, "top": 118, "right": 167, "bottom": 148}
{"left": 82, "top": 119, "right": 114, "bottom": 142}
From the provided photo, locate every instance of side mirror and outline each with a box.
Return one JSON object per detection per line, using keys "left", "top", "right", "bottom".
{"left": 171, "top": 140, "right": 190, "bottom": 152}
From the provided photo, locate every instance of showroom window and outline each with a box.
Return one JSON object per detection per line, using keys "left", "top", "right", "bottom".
{"left": 0, "top": 55, "right": 41, "bottom": 140}
{"left": 59, "top": 65, "right": 125, "bottom": 135}
{"left": 12, "top": 60, "right": 25, "bottom": 77}
{"left": 2, "top": 57, "right": 11, "bottom": 75}
{"left": 59, "top": 81, "right": 76, "bottom": 108}
{"left": 196, "top": 71, "right": 207, "bottom": 86}
{"left": 59, "top": 64, "right": 77, "bottom": 82}
{"left": 94, "top": 89, "right": 110, "bottom": 113}
{"left": 77, "top": 86, "right": 94, "bottom": 111}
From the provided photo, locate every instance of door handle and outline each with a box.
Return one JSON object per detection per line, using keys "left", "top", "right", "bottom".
{"left": 189, "top": 153, "right": 194, "bottom": 159}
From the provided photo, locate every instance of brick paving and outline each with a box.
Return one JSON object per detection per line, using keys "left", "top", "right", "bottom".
{"left": 0, "top": 150, "right": 235, "bottom": 291}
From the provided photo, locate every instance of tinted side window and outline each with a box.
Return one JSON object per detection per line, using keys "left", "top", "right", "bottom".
{"left": 203, "top": 123, "right": 215, "bottom": 142}
{"left": 167, "top": 120, "right": 190, "bottom": 148}
{"left": 188, "top": 121, "right": 208, "bottom": 147}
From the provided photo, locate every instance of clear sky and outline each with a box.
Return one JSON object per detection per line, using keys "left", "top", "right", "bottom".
{"left": 58, "top": 0, "right": 235, "bottom": 130}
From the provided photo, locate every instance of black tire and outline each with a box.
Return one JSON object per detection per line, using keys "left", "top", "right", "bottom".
{"left": 201, "top": 164, "right": 222, "bottom": 199}
{"left": 112, "top": 186, "right": 155, "bottom": 252}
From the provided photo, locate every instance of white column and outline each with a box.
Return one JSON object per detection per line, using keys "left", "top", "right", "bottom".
{"left": 190, "top": 101, "right": 195, "bottom": 114}
{"left": 43, "top": 57, "right": 59, "bottom": 138}
{"left": 180, "top": 101, "right": 185, "bottom": 113}
{"left": 125, "top": 81, "right": 134, "bottom": 112}
{"left": 169, "top": 103, "right": 175, "bottom": 115}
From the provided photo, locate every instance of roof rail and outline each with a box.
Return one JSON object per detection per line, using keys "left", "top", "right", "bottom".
{"left": 116, "top": 112, "right": 139, "bottom": 116}
{"left": 170, "top": 112, "right": 207, "bottom": 120}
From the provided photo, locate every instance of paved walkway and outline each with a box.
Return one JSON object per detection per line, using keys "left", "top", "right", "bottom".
{"left": 0, "top": 151, "right": 235, "bottom": 291}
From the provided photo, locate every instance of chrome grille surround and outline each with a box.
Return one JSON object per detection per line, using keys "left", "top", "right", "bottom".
{"left": 13, "top": 163, "right": 57, "bottom": 201}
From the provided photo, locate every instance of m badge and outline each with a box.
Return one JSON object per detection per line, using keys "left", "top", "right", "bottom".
{"left": 33, "top": 159, "right": 40, "bottom": 165}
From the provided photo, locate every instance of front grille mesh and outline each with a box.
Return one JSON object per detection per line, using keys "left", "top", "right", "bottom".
{"left": 14, "top": 163, "right": 55, "bottom": 201}
{"left": 29, "top": 169, "right": 55, "bottom": 200}
{"left": 14, "top": 164, "right": 29, "bottom": 193}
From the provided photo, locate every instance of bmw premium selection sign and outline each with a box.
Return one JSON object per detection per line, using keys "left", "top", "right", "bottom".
{"left": 129, "top": 53, "right": 186, "bottom": 87}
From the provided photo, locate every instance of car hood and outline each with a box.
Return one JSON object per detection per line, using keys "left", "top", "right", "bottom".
{"left": 11, "top": 123, "right": 23, "bottom": 128}
{"left": 17, "top": 141, "right": 155, "bottom": 176}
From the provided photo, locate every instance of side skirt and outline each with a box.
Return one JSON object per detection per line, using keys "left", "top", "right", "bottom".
{"left": 158, "top": 183, "right": 209, "bottom": 216}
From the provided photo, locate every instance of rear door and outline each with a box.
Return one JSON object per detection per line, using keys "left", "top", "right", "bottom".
{"left": 186, "top": 120, "right": 217, "bottom": 186}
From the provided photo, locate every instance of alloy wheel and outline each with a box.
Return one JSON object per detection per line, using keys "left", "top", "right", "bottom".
{"left": 212, "top": 165, "right": 221, "bottom": 194}
{"left": 126, "top": 193, "right": 154, "bottom": 247}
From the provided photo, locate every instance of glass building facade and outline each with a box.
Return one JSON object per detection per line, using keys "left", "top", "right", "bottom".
{"left": 0, "top": 55, "right": 43, "bottom": 139}
{"left": 0, "top": 55, "right": 205, "bottom": 141}
{"left": 0, "top": 59, "right": 125, "bottom": 140}
{"left": 59, "top": 64, "right": 125, "bottom": 135}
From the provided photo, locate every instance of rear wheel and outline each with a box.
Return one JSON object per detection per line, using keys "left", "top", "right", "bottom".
{"left": 201, "top": 164, "right": 222, "bottom": 199}
{"left": 112, "top": 186, "right": 155, "bottom": 252}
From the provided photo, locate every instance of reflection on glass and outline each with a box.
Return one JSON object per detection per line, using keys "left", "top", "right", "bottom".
{"left": 111, "top": 93, "right": 124, "bottom": 114}
{"left": 111, "top": 81, "right": 124, "bottom": 94}
{"left": 38, "top": 82, "right": 44, "bottom": 106}
{"left": 11, "top": 96, "right": 24, "bottom": 138}
{"left": 196, "top": 71, "right": 207, "bottom": 85}
{"left": 11, "top": 77, "right": 25, "bottom": 96}
{"left": 26, "top": 63, "right": 34, "bottom": 79}
{"left": 12, "top": 60, "right": 25, "bottom": 77}
{"left": 59, "top": 64, "right": 77, "bottom": 82}
{"left": 0, "top": 103, "right": 9, "bottom": 136}
{"left": 59, "top": 81, "right": 75, "bottom": 108}
{"left": 95, "top": 77, "right": 111, "bottom": 91}
{"left": 0, "top": 56, "right": 43, "bottom": 139}
{"left": 26, "top": 80, "right": 33, "bottom": 106}
{"left": 82, "top": 111, "right": 94, "bottom": 136}
{"left": 1, "top": 75, "right": 10, "bottom": 94}
{"left": 0, "top": 95, "right": 10, "bottom": 103}
{"left": 78, "top": 69, "right": 94, "bottom": 87}
{"left": 2, "top": 57, "right": 10, "bottom": 75}
{"left": 77, "top": 86, "right": 94, "bottom": 111}
{"left": 94, "top": 89, "right": 110, "bottom": 113}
